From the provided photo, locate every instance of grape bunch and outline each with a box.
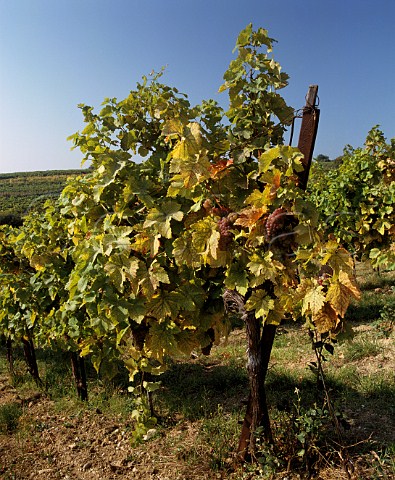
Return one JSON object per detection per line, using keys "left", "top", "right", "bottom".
{"left": 265, "top": 207, "right": 287, "bottom": 241}
{"left": 218, "top": 216, "right": 234, "bottom": 250}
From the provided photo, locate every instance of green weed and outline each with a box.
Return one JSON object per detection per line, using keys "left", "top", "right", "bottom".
{"left": 198, "top": 405, "right": 239, "bottom": 470}
{"left": 0, "top": 403, "right": 23, "bottom": 433}
{"left": 373, "top": 302, "right": 395, "bottom": 337}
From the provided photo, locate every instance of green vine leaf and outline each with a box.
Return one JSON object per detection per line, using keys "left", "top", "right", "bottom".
{"left": 143, "top": 201, "right": 184, "bottom": 238}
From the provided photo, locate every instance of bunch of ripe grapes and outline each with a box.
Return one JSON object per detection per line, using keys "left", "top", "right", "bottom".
{"left": 265, "top": 207, "right": 287, "bottom": 242}
{"left": 218, "top": 216, "right": 234, "bottom": 250}
{"left": 203, "top": 199, "right": 238, "bottom": 250}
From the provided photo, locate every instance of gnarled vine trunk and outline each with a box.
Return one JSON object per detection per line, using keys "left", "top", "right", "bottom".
{"left": 238, "top": 317, "right": 276, "bottom": 459}
{"left": 70, "top": 351, "right": 88, "bottom": 401}
{"left": 22, "top": 335, "right": 42, "bottom": 386}
{"left": 223, "top": 290, "right": 276, "bottom": 460}
{"left": 6, "top": 337, "right": 14, "bottom": 377}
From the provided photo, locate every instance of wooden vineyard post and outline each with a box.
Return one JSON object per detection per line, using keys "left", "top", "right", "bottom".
{"left": 297, "top": 85, "right": 320, "bottom": 192}
{"left": 235, "top": 85, "right": 320, "bottom": 461}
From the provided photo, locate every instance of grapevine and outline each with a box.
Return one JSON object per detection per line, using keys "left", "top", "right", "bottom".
{"left": 0, "top": 24, "right": 360, "bottom": 462}
{"left": 308, "top": 126, "right": 395, "bottom": 268}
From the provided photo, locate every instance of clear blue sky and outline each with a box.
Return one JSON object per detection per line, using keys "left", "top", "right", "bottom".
{"left": 1, "top": 0, "right": 394, "bottom": 173}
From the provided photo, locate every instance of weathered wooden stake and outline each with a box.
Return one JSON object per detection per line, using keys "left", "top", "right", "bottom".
{"left": 297, "top": 85, "right": 320, "bottom": 192}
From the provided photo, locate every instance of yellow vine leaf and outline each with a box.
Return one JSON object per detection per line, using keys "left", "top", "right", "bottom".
{"left": 313, "top": 302, "right": 339, "bottom": 333}
{"left": 191, "top": 217, "right": 220, "bottom": 262}
{"left": 322, "top": 244, "right": 353, "bottom": 274}
{"left": 338, "top": 270, "right": 361, "bottom": 300}
{"left": 245, "top": 290, "right": 275, "bottom": 319}
{"left": 161, "top": 118, "right": 184, "bottom": 138}
{"left": 326, "top": 281, "right": 351, "bottom": 318}
{"left": 265, "top": 299, "right": 285, "bottom": 326}
{"left": 258, "top": 147, "right": 280, "bottom": 173}
{"left": 224, "top": 264, "right": 249, "bottom": 296}
{"left": 247, "top": 251, "right": 283, "bottom": 286}
{"left": 145, "top": 321, "right": 181, "bottom": 362}
{"left": 143, "top": 201, "right": 184, "bottom": 239}
{"left": 172, "top": 234, "right": 200, "bottom": 267}
{"left": 244, "top": 188, "right": 272, "bottom": 209}
{"left": 170, "top": 151, "right": 211, "bottom": 189}
{"left": 302, "top": 285, "right": 326, "bottom": 316}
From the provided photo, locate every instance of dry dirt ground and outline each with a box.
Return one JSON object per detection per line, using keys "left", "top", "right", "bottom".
{"left": 0, "top": 324, "right": 394, "bottom": 480}
{"left": 0, "top": 382, "right": 220, "bottom": 480}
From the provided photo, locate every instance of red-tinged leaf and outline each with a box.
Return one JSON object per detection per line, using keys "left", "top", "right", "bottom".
{"left": 270, "top": 171, "right": 282, "bottom": 197}
{"left": 234, "top": 207, "right": 267, "bottom": 228}
{"left": 209, "top": 158, "right": 233, "bottom": 179}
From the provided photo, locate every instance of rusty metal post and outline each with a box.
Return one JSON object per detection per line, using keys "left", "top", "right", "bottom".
{"left": 297, "top": 85, "right": 320, "bottom": 191}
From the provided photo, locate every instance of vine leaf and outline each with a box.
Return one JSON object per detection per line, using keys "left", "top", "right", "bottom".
{"left": 326, "top": 281, "right": 351, "bottom": 317}
{"left": 245, "top": 290, "right": 274, "bottom": 320}
{"left": 146, "top": 321, "right": 181, "bottom": 361}
{"left": 104, "top": 262, "right": 125, "bottom": 292}
{"left": 143, "top": 201, "right": 183, "bottom": 238}
{"left": 322, "top": 243, "right": 354, "bottom": 274}
{"left": 148, "top": 261, "right": 170, "bottom": 291}
{"left": 169, "top": 151, "right": 211, "bottom": 190}
{"left": 172, "top": 234, "right": 199, "bottom": 267}
{"left": 190, "top": 217, "right": 220, "bottom": 262}
{"left": 338, "top": 270, "right": 361, "bottom": 300}
{"left": 30, "top": 254, "right": 50, "bottom": 271}
{"left": 234, "top": 207, "right": 267, "bottom": 228}
{"left": 302, "top": 285, "right": 326, "bottom": 316}
{"left": 147, "top": 290, "right": 192, "bottom": 321}
{"left": 225, "top": 265, "right": 249, "bottom": 296}
{"left": 209, "top": 158, "right": 233, "bottom": 179}
{"left": 247, "top": 252, "right": 282, "bottom": 285}
{"left": 313, "top": 302, "right": 339, "bottom": 333}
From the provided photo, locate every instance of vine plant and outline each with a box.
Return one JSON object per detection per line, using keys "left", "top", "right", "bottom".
{"left": 308, "top": 127, "right": 395, "bottom": 269}
{"left": 0, "top": 224, "right": 42, "bottom": 384}
{"left": 0, "top": 25, "right": 360, "bottom": 460}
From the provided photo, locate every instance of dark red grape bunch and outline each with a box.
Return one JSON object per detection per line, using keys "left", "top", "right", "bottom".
{"left": 218, "top": 216, "right": 234, "bottom": 249}
{"left": 265, "top": 207, "right": 288, "bottom": 242}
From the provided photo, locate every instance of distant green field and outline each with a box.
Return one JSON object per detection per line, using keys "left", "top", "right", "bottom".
{"left": 0, "top": 169, "right": 90, "bottom": 218}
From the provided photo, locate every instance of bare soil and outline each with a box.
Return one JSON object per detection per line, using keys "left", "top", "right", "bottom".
{"left": 0, "top": 385, "right": 218, "bottom": 480}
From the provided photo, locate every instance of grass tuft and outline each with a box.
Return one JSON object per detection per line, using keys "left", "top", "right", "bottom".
{"left": 0, "top": 402, "right": 23, "bottom": 433}
{"left": 343, "top": 337, "right": 382, "bottom": 362}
